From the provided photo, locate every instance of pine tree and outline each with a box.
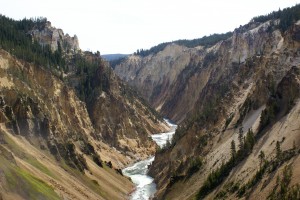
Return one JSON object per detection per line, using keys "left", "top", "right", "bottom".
{"left": 276, "top": 141, "right": 282, "bottom": 161}
{"left": 238, "top": 127, "right": 244, "bottom": 151}
{"left": 244, "top": 129, "right": 255, "bottom": 154}
{"left": 231, "top": 140, "right": 236, "bottom": 161}
{"left": 258, "top": 150, "right": 265, "bottom": 169}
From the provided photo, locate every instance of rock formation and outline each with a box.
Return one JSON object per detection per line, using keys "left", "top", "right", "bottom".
{"left": 0, "top": 16, "right": 168, "bottom": 199}
{"left": 115, "top": 6, "right": 300, "bottom": 199}
{"left": 29, "top": 20, "right": 80, "bottom": 53}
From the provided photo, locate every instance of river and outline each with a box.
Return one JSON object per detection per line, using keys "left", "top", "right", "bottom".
{"left": 122, "top": 119, "right": 177, "bottom": 200}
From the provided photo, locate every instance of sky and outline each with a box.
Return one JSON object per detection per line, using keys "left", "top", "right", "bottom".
{"left": 0, "top": 0, "right": 299, "bottom": 54}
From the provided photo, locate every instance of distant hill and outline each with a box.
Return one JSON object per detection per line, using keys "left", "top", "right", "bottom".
{"left": 102, "top": 54, "right": 129, "bottom": 61}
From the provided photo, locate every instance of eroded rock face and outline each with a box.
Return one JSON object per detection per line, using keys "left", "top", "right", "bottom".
{"left": 26, "top": 20, "right": 168, "bottom": 162}
{"left": 85, "top": 62, "right": 168, "bottom": 163}
{"left": 115, "top": 44, "right": 197, "bottom": 122}
{"left": 0, "top": 46, "right": 170, "bottom": 198}
{"left": 114, "top": 21, "right": 282, "bottom": 123}
{"left": 29, "top": 21, "right": 80, "bottom": 53}
{"left": 0, "top": 17, "right": 171, "bottom": 200}
{"left": 115, "top": 20, "right": 300, "bottom": 125}
{"left": 0, "top": 49, "right": 93, "bottom": 148}
{"left": 0, "top": 46, "right": 167, "bottom": 169}
{"left": 117, "top": 21, "right": 300, "bottom": 199}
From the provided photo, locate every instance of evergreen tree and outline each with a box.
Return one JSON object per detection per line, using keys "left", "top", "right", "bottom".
{"left": 258, "top": 150, "right": 265, "bottom": 169}
{"left": 276, "top": 141, "right": 282, "bottom": 160}
{"left": 238, "top": 127, "right": 244, "bottom": 151}
{"left": 244, "top": 129, "right": 255, "bottom": 154}
{"left": 0, "top": 15, "right": 65, "bottom": 70}
{"left": 231, "top": 140, "right": 236, "bottom": 161}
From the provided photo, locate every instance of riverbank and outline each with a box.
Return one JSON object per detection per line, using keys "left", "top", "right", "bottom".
{"left": 122, "top": 119, "right": 177, "bottom": 200}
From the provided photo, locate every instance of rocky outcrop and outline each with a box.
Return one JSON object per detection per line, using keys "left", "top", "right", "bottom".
{"left": 84, "top": 61, "right": 168, "bottom": 162}
{"left": 0, "top": 47, "right": 168, "bottom": 199}
{"left": 0, "top": 14, "right": 167, "bottom": 200}
{"left": 115, "top": 19, "right": 300, "bottom": 199}
{"left": 114, "top": 20, "right": 291, "bottom": 124}
{"left": 114, "top": 44, "right": 194, "bottom": 122}
{"left": 29, "top": 21, "right": 80, "bottom": 53}
{"left": 26, "top": 19, "right": 168, "bottom": 165}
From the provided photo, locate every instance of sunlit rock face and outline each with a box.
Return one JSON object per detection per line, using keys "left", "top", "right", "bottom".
{"left": 29, "top": 21, "right": 80, "bottom": 53}
{"left": 114, "top": 20, "right": 288, "bottom": 124}
{"left": 117, "top": 18, "right": 300, "bottom": 199}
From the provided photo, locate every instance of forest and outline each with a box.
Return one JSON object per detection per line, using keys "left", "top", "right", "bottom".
{"left": 0, "top": 15, "right": 65, "bottom": 70}
{"left": 0, "top": 14, "right": 112, "bottom": 104}
{"left": 134, "top": 32, "right": 232, "bottom": 57}
{"left": 252, "top": 3, "right": 300, "bottom": 32}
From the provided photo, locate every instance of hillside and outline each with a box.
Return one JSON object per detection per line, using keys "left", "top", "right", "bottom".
{"left": 115, "top": 5, "right": 300, "bottom": 200}
{"left": 0, "top": 15, "right": 168, "bottom": 199}
{"left": 102, "top": 54, "right": 128, "bottom": 61}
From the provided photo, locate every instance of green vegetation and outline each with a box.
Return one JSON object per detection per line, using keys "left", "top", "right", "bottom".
{"left": 258, "top": 150, "right": 266, "bottom": 168}
{"left": 80, "top": 140, "right": 103, "bottom": 168}
{"left": 268, "top": 165, "right": 300, "bottom": 200}
{"left": 230, "top": 140, "right": 236, "bottom": 160}
{"left": 109, "top": 56, "right": 127, "bottom": 69}
{"left": 25, "top": 157, "right": 56, "bottom": 179}
{"left": 196, "top": 157, "right": 235, "bottom": 199}
{"left": 0, "top": 14, "right": 113, "bottom": 104}
{"left": 0, "top": 15, "right": 65, "bottom": 70}
{"left": 59, "top": 161, "right": 107, "bottom": 198}
{"left": 187, "top": 157, "right": 203, "bottom": 177}
{"left": 251, "top": 4, "right": 300, "bottom": 32}
{"left": 202, "top": 51, "right": 218, "bottom": 67}
{"left": 0, "top": 157, "right": 60, "bottom": 200}
{"left": 196, "top": 129, "right": 255, "bottom": 199}
{"left": 236, "top": 97, "right": 253, "bottom": 127}
{"left": 259, "top": 67, "right": 300, "bottom": 135}
{"left": 214, "top": 181, "right": 240, "bottom": 200}
{"left": 238, "top": 143, "right": 298, "bottom": 198}
{"left": 1, "top": 129, "right": 26, "bottom": 158}
{"left": 224, "top": 113, "right": 234, "bottom": 130}
{"left": 197, "top": 138, "right": 298, "bottom": 199}
{"left": 1, "top": 129, "right": 56, "bottom": 180}
{"left": 259, "top": 98, "right": 280, "bottom": 132}
{"left": 133, "top": 4, "right": 300, "bottom": 59}
{"left": 73, "top": 53, "right": 111, "bottom": 102}
{"left": 6, "top": 167, "right": 60, "bottom": 200}
{"left": 50, "top": 141, "right": 88, "bottom": 172}
{"left": 134, "top": 32, "right": 232, "bottom": 57}
{"left": 65, "top": 142, "right": 88, "bottom": 172}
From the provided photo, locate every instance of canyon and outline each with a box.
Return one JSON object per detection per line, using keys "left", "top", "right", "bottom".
{"left": 114, "top": 5, "right": 300, "bottom": 200}
{"left": 0, "top": 16, "right": 168, "bottom": 199}
{"left": 1, "top": 4, "right": 300, "bottom": 200}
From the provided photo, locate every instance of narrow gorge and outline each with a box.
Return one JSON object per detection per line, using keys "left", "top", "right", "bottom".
{"left": 1, "top": 3, "right": 300, "bottom": 200}
{"left": 0, "top": 15, "right": 168, "bottom": 200}
{"left": 114, "top": 5, "right": 300, "bottom": 200}
{"left": 123, "top": 119, "right": 177, "bottom": 200}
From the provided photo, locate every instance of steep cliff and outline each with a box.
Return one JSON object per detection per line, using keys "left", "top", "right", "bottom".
{"left": 115, "top": 44, "right": 201, "bottom": 122}
{"left": 29, "top": 20, "right": 80, "bottom": 53}
{"left": 116, "top": 5, "right": 300, "bottom": 200}
{"left": 0, "top": 16, "right": 168, "bottom": 199}
{"left": 114, "top": 38, "right": 232, "bottom": 123}
{"left": 0, "top": 49, "right": 132, "bottom": 199}
{"left": 72, "top": 56, "right": 168, "bottom": 163}
{"left": 151, "top": 17, "right": 300, "bottom": 200}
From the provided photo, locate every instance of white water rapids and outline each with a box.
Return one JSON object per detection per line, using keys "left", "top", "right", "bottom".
{"left": 122, "top": 119, "right": 177, "bottom": 200}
